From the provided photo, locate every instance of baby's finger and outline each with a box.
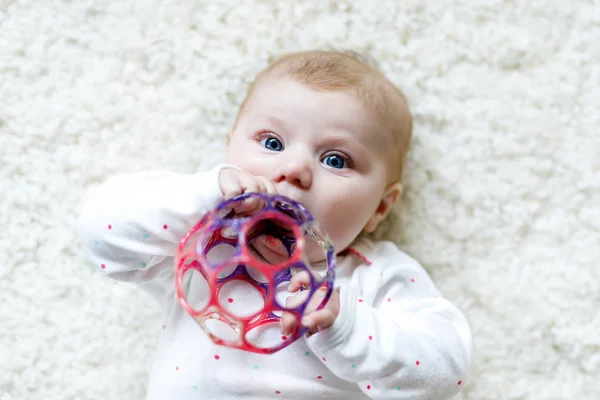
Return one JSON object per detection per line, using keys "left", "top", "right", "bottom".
{"left": 242, "top": 195, "right": 268, "bottom": 216}
{"left": 230, "top": 178, "right": 258, "bottom": 212}
{"left": 282, "top": 285, "right": 315, "bottom": 333}
{"left": 248, "top": 176, "right": 273, "bottom": 212}
{"left": 288, "top": 270, "right": 318, "bottom": 292}
{"left": 220, "top": 174, "right": 243, "bottom": 200}
{"left": 280, "top": 310, "right": 299, "bottom": 336}
{"left": 232, "top": 198, "right": 258, "bottom": 215}
{"left": 241, "top": 176, "right": 270, "bottom": 212}
{"left": 281, "top": 291, "right": 309, "bottom": 335}
{"left": 305, "top": 286, "right": 331, "bottom": 312}
{"left": 285, "top": 290, "right": 310, "bottom": 309}
{"left": 253, "top": 176, "right": 267, "bottom": 194}
{"left": 238, "top": 174, "right": 261, "bottom": 195}
{"left": 301, "top": 308, "right": 337, "bottom": 332}
{"left": 256, "top": 176, "right": 277, "bottom": 196}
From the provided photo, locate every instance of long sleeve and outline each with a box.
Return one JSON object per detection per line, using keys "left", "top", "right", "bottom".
{"left": 76, "top": 164, "right": 237, "bottom": 300}
{"left": 306, "top": 240, "right": 472, "bottom": 399}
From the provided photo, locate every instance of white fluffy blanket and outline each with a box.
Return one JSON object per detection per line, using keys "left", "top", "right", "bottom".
{"left": 1, "top": 1, "right": 598, "bottom": 399}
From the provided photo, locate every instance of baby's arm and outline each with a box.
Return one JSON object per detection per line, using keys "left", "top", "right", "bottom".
{"left": 306, "top": 241, "right": 472, "bottom": 400}
{"left": 77, "top": 165, "right": 235, "bottom": 289}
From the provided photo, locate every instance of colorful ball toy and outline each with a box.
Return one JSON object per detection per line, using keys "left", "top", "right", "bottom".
{"left": 175, "top": 192, "right": 336, "bottom": 354}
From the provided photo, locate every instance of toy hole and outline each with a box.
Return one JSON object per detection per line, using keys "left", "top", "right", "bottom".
{"left": 245, "top": 320, "right": 290, "bottom": 350}
{"left": 180, "top": 224, "right": 209, "bottom": 260}
{"left": 272, "top": 280, "right": 293, "bottom": 317}
{"left": 218, "top": 279, "right": 265, "bottom": 319}
{"left": 206, "top": 243, "right": 237, "bottom": 268}
{"left": 245, "top": 264, "right": 270, "bottom": 284}
{"left": 202, "top": 312, "right": 240, "bottom": 344}
{"left": 182, "top": 267, "right": 210, "bottom": 312}
{"left": 214, "top": 263, "right": 239, "bottom": 281}
{"left": 244, "top": 214, "right": 299, "bottom": 266}
{"left": 300, "top": 221, "right": 331, "bottom": 265}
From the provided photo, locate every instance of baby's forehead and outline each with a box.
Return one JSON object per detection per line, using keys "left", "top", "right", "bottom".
{"left": 250, "top": 78, "right": 392, "bottom": 137}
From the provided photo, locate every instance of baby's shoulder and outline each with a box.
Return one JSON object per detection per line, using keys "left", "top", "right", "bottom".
{"left": 344, "top": 238, "right": 440, "bottom": 294}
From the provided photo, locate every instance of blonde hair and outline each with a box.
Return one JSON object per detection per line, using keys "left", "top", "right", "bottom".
{"left": 235, "top": 50, "right": 413, "bottom": 183}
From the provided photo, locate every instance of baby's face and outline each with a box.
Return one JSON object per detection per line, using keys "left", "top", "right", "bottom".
{"left": 226, "top": 78, "right": 394, "bottom": 259}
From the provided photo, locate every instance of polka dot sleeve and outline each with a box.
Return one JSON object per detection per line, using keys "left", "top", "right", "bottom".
{"left": 77, "top": 164, "right": 238, "bottom": 290}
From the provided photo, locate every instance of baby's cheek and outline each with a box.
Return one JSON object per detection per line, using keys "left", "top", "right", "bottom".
{"left": 325, "top": 213, "right": 364, "bottom": 252}
{"left": 308, "top": 189, "right": 367, "bottom": 252}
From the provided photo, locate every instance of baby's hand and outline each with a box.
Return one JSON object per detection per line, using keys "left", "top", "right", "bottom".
{"left": 219, "top": 168, "right": 277, "bottom": 215}
{"left": 280, "top": 270, "right": 340, "bottom": 336}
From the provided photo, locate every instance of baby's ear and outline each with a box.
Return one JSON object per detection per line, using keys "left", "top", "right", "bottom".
{"left": 363, "top": 183, "right": 402, "bottom": 233}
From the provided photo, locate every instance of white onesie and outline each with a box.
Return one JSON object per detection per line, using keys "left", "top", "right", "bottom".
{"left": 77, "top": 164, "right": 472, "bottom": 400}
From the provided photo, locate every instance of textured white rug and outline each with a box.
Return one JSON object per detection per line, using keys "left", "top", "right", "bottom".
{"left": 1, "top": 1, "right": 599, "bottom": 399}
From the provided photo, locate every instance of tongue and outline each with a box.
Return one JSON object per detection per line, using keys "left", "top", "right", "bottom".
{"left": 263, "top": 234, "right": 287, "bottom": 254}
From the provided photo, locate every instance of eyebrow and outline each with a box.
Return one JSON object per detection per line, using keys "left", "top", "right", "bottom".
{"left": 320, "top": 134, "right": 361, "bottom": 148}
{"left": 264, "top": 115, "right": 289, "bottom": 132}
{"left": 318, "top": 133, "right": 374, "bottom": 161}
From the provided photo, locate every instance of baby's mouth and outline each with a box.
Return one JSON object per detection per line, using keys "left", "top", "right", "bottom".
{"left": 245, "top": 215, "right": 299, "bottom": 264}
{"left": 249, "top": 234, "right": 291, "bottom": 265}
{"left": 261, "top": 234, "right": 288, "bottom": 253}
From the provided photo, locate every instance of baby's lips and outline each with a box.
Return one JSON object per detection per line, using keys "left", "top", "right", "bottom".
{"left": 247, "top": 234, "right": 291, "bottom": 266}
{"left": 262, "top": 234, "right": 288, "bottom": 255}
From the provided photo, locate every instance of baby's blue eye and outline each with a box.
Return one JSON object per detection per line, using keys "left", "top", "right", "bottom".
{"left": 261, "top": 137, "right": 283, "bottom": 151}
{"left": 322, "top": 154, "right": 347, "bottom": 169}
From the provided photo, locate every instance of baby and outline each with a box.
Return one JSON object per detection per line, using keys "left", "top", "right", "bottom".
{"left": 78, "top": 50, "right": 471, "bottom": 399}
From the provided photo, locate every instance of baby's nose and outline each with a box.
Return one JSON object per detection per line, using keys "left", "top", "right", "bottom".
{"left": 274, "top": 155, "right": 312, "bottom": 189}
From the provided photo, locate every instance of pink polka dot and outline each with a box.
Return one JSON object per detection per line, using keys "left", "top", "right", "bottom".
{"left": 100, "top": 264, "right": 106, "bottom": 269}
{"left": 281, "top": 335, "right": 287, "bottom": 340}
{"left": 387, "top": 297, "right": 391, "bottom": 302}
{"left": 317, "top": 375, "right": 322, "bottom": 379}
{"left": 163, "top": 224, "right": 168, "bottom": 229}
{"left": 275, "top": 390, "right": 281, "bottom": 394}
{"left": 367, "top": 385, "right": 371, "bottom": 390}
{"left": 107, "top": 224, "right": 112, "bottom": 230}
{"left": 369, "top": 335, "right": 373, "bottom": 341}
{"left": 228, "top": 298, "right": 234, "bottom": 303}
{"left": 458, "top": 380, "right": 462, "bottom": 385}
{"left": 358, "top": 299, "right": 364, "bottom": 303}
{"left": 410, "top": 278, "right": 415, "bottom": 283}
{"left": 322, "top": 357, "right": 326, "bottom": 362}
{"left": 162, "top": 324, "right": 166, "bottom": 330}
{"left": 175, "top": 366, "right": 179, "bottom": 371}
{"left": 416, "top": 360, "right": 420, "bottom": 366}
{"left": 214, "top": 355, "right": 220, "bottom": 360}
